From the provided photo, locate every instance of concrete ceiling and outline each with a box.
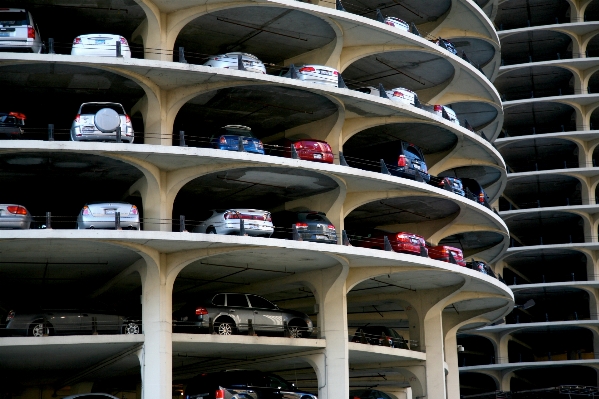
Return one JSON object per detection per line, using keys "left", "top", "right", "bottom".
{"left": 449, "top": 102, "right": 499, "bottom": 130}
{"left": 439, "top": 231, "right": 505, "bottom": 255}
{"left": 495, "top": 0, "right": 570, "bottom": 30}
{"left": 503, "top": 174, "right": 580, "bottom": 207}
{"left": 505, "top": 211, "right": 584, "bottom": 245}
{"left": 449, "top": 37, "right": 496, "bottom": 67}
{"left": 341, "top": 0, "right": 451, "bottom": 27}
{"left": 499, "top": 137, "right": 579, "bottom": 172}
{"left": 439, "top": 165, "right": 502, "bottom": 188}
{"left": 503, "top": 102, "right": 575, "bottom": 135}
{"left": 495, "top": 66, "right": 574, "bottom": 101}
{"left": 501, "top": 30, "right": 573, "bottom": 65}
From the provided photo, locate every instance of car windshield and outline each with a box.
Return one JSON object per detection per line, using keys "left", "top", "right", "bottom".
{"left": 0, "top": 12, "right": 29, "bottom": 26}
{"left": 80, "top": 104, "right": 125, "bottom": 115}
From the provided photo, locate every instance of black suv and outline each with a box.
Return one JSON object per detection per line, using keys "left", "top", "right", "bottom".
{"left": 461, "top": 178, "right": 490, "bottom": 208}
{"left": 0, "top": 112, "right": 25, "bottom": 139}
{"left": 387, "top": 142, "right": 430, "bottom": 183}
{"left": 351, "top": 325, "right": 409, "bottom": 349}
{"left": 184, "top": 369, "right": 317, "bottom": 399}
{"left": 466, "top": 260, "right": 497, "bottom": 279}
{"left": 429, "top": 175, "right": 465, "bottom": 196}
{"left": 274, "top": 211, "right": 337, "bottom": 244}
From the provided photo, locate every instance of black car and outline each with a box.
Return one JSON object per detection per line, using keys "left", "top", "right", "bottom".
{"left": 351, "top": 325, "right": 409, "bottom": 349}
{"left": 0, "top": 112, "right": 25, "bottom": 139}
{"left": 466, "top": 260, "right": 497, "bottom": 278}
{"left": 349, "top": 389, "right": 393, "bottom": 399}
{"left": 184, "top": 369, "right": 317, "bottom": 399}
{"left": 429, "top": 175, "right": 465, "bottom": 196}
{"left": 461, "top": 178, "right": 491, "bottom": 208}
{"left": 387, "top": 142, "right": 430, "bottom": 183}
{"left": 275, "top": 211, "right": 337, "bottom": 244}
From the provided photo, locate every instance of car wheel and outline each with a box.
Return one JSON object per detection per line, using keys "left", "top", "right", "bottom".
{"left": 215, "top": 321, "right": 234, "bottom": 335}
{"left": 207, "top": 227, "right": 217, "bottom": 234}
{"left": 29, "top": 321, "right": 51, "bottom": 337}
{"left": 123, "top": 321, "right": 140, "bottom": 334}
{"left": 288, "top": 321, "right": 307, "bottom": 338}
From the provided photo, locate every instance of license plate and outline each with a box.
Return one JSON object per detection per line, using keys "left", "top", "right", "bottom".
{"left": 315, "top": 235, "right": 327, "bottom": 240}
{"left": 313, "top": 153, "right": 323, "bottom": 159}
{"left": 413, "top": 163, "right": 421, "bottom": 169}
{"left": 0, "top": 32, "right": 10, "bottom": 37}
{"left": 95, "top": 40, "right": 105, "bottom": 44}
{"left": 247, "top": 224, "right": 258, "bottom": 229}
{"left": 319, "top": 70, "right": 332, "bottom": 76}
{"left": 105, "top": 210, "right": 116, "bottom": 215}
{"left": 83, "top": 126, "right": 95, "bottom": 132}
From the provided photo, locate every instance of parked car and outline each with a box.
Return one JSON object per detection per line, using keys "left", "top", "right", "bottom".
{"left": 0, "top": 112, "right": 25, "bottom": 139}
{"left": 433, "top": 104, "right": 460, "bottom": 125}
{"left": 387, "top": 87, "right": 418, "bottom": 107}
{"left": 466, "top": 260, "right": 497, "bottom": 278}
{"left": 285, "top": 211, "right": 337, "bottom": 244}
{"left": 203, "top": 52, "right": 266, "bottom": 74}
{"left": 193, "top": 209, "right": 274, "bottom": 237}
{"left": 0, "top": 8, "right": 42, "bottom": 53}
{"left": 461, "top": 178, "right": 491, "bottom": 208}
{"left": 427, "top": 245, "right": 466, "bottom": 266}
{"left": 77, "top": 202, "right": 140, "bottom": 230}
{"left": 282, "top": 64, "right": 339, "bottom": 87}
{"left": 285, "top": 139, "right": 334, "bottom": 163}
{"left": 210, "top": 125, "right": 264, "bottom": 155}
{"left": 351, "top": 325, "right": 409, "bottom": 349}
{"left": 63, "top": 394, "right": 120, "bottom": 399}
{"left": 185, "top": 369, "right": 317, "bottom": 399}
{"left": 71, "top": 34, "right": 131, "bottom": 58}
{"left": 350, "top": 389, "right": 393, "bottom": 399}
{"left": 355, "top": 86, "right": 379, "bottom": 96}
{"left": 173, "top": 293, "right": 314, "bottom": 338}
{"left": 353, "top": 230, "right": 427, "bottom": 256}
{"left": 387, "top": 141, "right": 430, "bottom": 182}
{"left": 70, "top": 102, "right": 134, "bottom": 143}
{"left": 384, "top": 17, "right": 409, "bottom": 32}
{"left": 431, "top": 38, "right": 457, "bottom": 55}
{"left": 4, "top": 308, "right": 140, "bottom": 337}
{"left": 0, "top": 204, "right": 31, "bottom": 229}
{"left": 429, "top": 176, "right": 465, "bottom": 197}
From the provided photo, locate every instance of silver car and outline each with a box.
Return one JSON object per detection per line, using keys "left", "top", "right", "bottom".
{"left": 70, "top": 102, "right": 134, "bottom": 143}
{"left": 0, "top": 204, "right": 31, "bottom": 229}
{"left": 5, "top": 308, "right": 140, "bottom": 337}
{"left": 203, "top": 52, "right": 266, "bottom": 74}
{"left": 0, "top": 8, "right": 43, "bottom": 53}
{"left": 193, "top": 209, "right": 274, "bottom": 237}
{"left": 173, "top": 293, "right": 314, "bottom": 338}
{"left": 77, "top": 202, "right": 140, "bottom": 230}
{"left": 291, "top": 64, "right": 339, "bottom": 87}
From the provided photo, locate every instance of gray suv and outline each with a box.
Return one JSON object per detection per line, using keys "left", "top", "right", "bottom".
{"left": 173, "top": 293, "right": 314, "bottom": 338}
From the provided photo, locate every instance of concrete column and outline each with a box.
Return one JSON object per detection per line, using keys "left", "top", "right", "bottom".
{"left": 138, "top": 254, "right": 172, "bottom": 399}
{"left": 423, "top": 310, "right": 447, "bottom": 399}
{"left": 445, "top": 331, "right": 459, "bottom": 399}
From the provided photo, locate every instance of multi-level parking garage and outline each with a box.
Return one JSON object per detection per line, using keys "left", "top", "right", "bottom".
{"left": 459, "top": 0, "right": 599, "bottom": 396}
{"left": 0, "top": 1, "right": 512, "bottom": 399}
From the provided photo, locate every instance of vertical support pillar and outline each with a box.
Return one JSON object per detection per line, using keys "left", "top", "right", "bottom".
{"left": 423, "top": 311, "right": 447, "bottom": 399}
{"left": 445, "top": 331, "right": 460, "bottom": 399}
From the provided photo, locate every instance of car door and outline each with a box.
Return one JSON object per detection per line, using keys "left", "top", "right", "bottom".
{"left": 46, "top": 310, "right": 82, "bottom": 334}
{"left": 247, "top": 294, "right": 283, "bottom": 333}
{"left": 81, "top": 310, "right": 119, "bottom": 333}
{"left": 225, "top": 293, "right": 251, "bottom": 330}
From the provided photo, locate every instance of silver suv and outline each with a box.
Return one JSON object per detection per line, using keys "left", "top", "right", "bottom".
{"left": 0, "top": 8, "right": 42, "bottom": 53}
{"left": 70, "top": 102, "right": 134, "bottom": 143}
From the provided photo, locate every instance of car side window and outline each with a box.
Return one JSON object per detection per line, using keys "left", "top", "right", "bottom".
{"left": 212, "top": 294, "right": 225, "bottom": 306}
{"left": 248, "top": 295, "right": 277, "bottom": 309}
{"left": 226, "top": 293, "right": 249, "bottom": 307}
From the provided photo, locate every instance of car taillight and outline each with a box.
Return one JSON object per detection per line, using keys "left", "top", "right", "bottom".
{"left": 75, "top": 114, "right": 81, "bottom": 123}
{"left": 396, "top": 233, "right": 409, "bottom": 242}
{"left": 6, "top": 310, "right": 14, "bottom": 322}
{"left": 27, "top": 26, "right": 35, "bottom": 39}
{"left": 224, "top": 211, "right": 239, "bottom": 220}
{"left": 73, "top": 37, "right": 82, "bottom": 44}
{"left": 215, "top": 389, "right": 225, "bottom": 399}
{"left": 219, "top": 136, "right": 227, "bottom": 144}
{"left": 299, "top": 66, "right": 316, "bottom": 73}
{"left": 82, "top": 206, "right": 91, "bottom": 216}
{"left": 125, "top": 114, "right": 131, "bottom": 123}
{"left": 294, "top": 142, "right": 304, "bottom": 149}
{"left": 393, "top": 91, "right": 403, "bottom": 97}
{"left": 295, "top": 222, "right": 308, "bottom": 229}
{"left": 195, "top": 307, "right": 208, "bottom": 316}
{"left": 7, "top": 206, "right": 27, "bottom": 215}
{"left": 398, "top": 155, "right": 407, "bottom": 167}
{"left": 328, "top": 224, "right": 336, "bottom": 231}
{"left": 434, "top": 105, "right": 442, "bottom": 112}
{"left": 120, "top": 36, "right": 128, "bottom": 44}
{"left": 257, "top": 141, "right": 264, "bottom": 149}
{"left": 130, "top": 205, "right": 138, "bottom": 215}
{"left": 333, "top": 70, "right": 339, "bottom": 75}
{"left": 385, "top": 21, "right": 393, "bottom": 26}
{"left": 479, "top": 192, "right": 485, "bottom": 203}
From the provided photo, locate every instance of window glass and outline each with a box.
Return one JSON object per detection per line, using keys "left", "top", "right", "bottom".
{"left": 212, "top": 294, "right": 225, "bottom": 306}
{"left": 304, "top": 213, "right": 326, "bottom": 222}
{"left": 226, "top": 293, "right": 249, "bottom": 307}
{"left": 268, "top": 375, "right": 292, "bottom": 390}
{"left": 0, "top": 12, "right": 29, "bottom": 26}
{"left": 80, "top": 103, "right": 125, "bottom": 115}
{"left": 404, "top": 146, "right": 422, "bottom": 160}
{"left": 248, "top": 295, "right": 277, "bottom": 309}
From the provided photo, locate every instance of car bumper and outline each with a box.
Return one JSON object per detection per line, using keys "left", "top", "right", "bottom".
{"left": 300, "top": 233, "right": 337, "bottom": 244}
{"left": 297, "top": 152, "right": 334, "bottom": 163}
{"left": 0, "top": 39, "right": 42, "bottom": 53}
{"left": 78, "top": 216, "right": 140, "bottom": 230}
{"left": 71, "top": 47, "right": 132, "bottom": 58}
{"left": 219, "top": 225, "right": 274, "bottom": 236}
{"left": 390, "top": 168, "right": 430, "bottom": 182}
{"left": 71, "top": 127, "right": 134, "bottom": 143}
{"left": 0, "top": 216, "right": 30, "bottom": 229}
{"left": 299, "top": 75, "right": 338, "bottom": 87}
{"left": 216, "top": 144, "right": 264, "bottom": 155}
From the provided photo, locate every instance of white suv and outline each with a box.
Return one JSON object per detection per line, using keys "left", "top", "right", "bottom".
{"left": 434, "top": 105, "right": 460, "bottom": 125}
{"left": 387, "top": 87, "right": 418, "bottom": 107}
{"left": 70, "top": 102, "right": 134, "bottom": 143}
{"left": 0, "top": 9, "right": 42, "bottom": 53}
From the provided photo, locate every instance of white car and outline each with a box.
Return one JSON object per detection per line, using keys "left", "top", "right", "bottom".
{"left": 70, "top": 102, "right": 134, "bottom": 143}
{"left": 0, "top": 8, "right": 42, "bottom": 53}
{"left": 434, "top": 105, "right": 460, "bottom": 125}
{"left": 193, "top": 209, "right": 274, "bottom": 237}
{"left": 0, "top": 204, "right": 31, "bottom": 229}
{"left": 386, "top": 87, "right": 418, "bottom": 107}
{"left": 71, "top": 34, "right": 131, "bottom": 58}
{"left": 287, "top": 65, "right": 339, "bottom": 87}
{"left": 203, "top": 52, "right": 266, "bottom": 74}
{"left": 384, "top": 17, "right": 409, "bottom": 32}
{"left": 77, "top": 202, "right": 140, "bottom": 230}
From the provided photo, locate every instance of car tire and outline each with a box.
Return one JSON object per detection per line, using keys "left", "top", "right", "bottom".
{"left": 207, "top": 227, "right": 217, "bottom": 234}
{"left": 288, "top": 321, "right": 308, "bottom": 338}
{"left": 29, "top": 321, "right": 52, "bottom": 337}
{"left": 122, "top": 321, "right": 140, "bottom": 334}
{"left": 215, "top": 320, "right": 235, "bottom": 335}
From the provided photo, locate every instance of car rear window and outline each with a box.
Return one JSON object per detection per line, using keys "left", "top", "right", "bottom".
{"left": 0, "top": 12, "right": 29, "bottom": 26}
{"left": 226, "top": 294, "right": 249, "bottom": 307}
{"left": 304, "top": 213, "right": 326, "bottom": 222}
{"left": 222, "top": 127, "right": 255, "bottom": 137}
{"left": 404, "top": 146, "right": 423, "bottom": 160}
{"left": 0, "top": 115, "right": 23, "bottom": 125}
{"left": 80, "top": 104, "right": 125, "bottom": 115}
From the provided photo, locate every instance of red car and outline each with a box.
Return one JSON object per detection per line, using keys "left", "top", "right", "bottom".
{"left": 285, "top": 139, "right": 334, "bottom": 164}
{"left": 355, "top": 230, "right": 428, "bottom": 256}
{"left": 427, "top": 245, "right": 466, "bottom": 266}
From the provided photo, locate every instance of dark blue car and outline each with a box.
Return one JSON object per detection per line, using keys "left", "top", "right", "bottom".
{"left": 210, "top": 125, "right": 264, "bottom": 155}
